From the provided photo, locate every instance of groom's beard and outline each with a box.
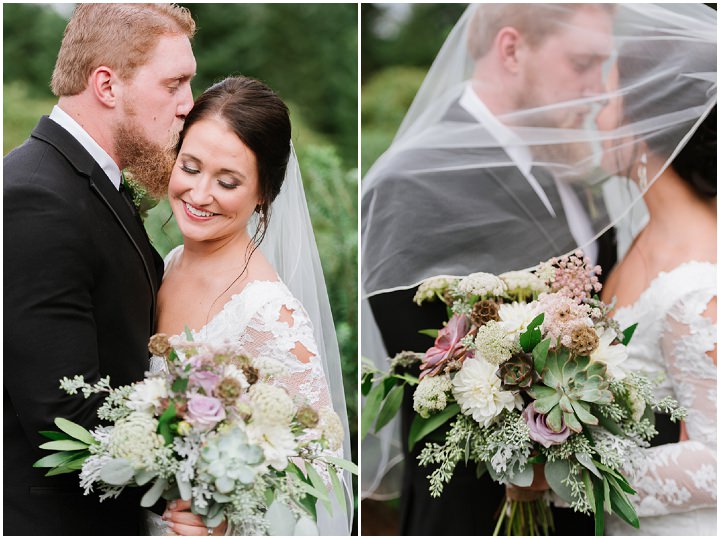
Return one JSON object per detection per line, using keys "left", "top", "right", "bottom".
{"left": 114, "top": 120, "right": 179, "bottom": 199}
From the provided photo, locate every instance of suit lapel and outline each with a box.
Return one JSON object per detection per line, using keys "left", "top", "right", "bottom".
{"left": 89, "top": 168, "right": 160, "bottom": 321}
{"left": 31, "top": 117, "right": 161, "bottom": 323}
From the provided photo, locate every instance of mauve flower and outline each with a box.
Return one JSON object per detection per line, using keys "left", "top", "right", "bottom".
{"left": 420, "top": 314, "right": 470, "bottom": 378}
{"left": 523, "top": 403, "right": 571, "bottom": 448}
{"left": 186, "top": 395, "right": 226, "bottom": 431}
{"left": 190, "top": 370, "right": 221, "bottom": 396}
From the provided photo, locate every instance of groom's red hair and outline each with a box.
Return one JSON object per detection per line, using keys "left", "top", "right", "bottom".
{"left": 51, "top": 3, "right": 195, "bottom": 97}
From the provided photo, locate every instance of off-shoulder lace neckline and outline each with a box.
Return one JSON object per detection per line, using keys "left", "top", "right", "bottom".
{"left": 613, "top": 260, "right": 716, "bottom": 318}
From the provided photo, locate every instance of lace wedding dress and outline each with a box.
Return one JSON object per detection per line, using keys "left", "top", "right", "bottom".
{"left": 606, "top": 261, "right": 717, "bottom": 536}
{"left": 144, "top": 246, "right": 344, "bottom": 536}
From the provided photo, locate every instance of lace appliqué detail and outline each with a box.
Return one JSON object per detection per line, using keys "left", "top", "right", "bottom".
{"left": 610, "top": 261, "right": 716, "bottom": 531}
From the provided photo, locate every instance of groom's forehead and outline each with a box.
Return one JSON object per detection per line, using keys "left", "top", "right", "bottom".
{"left": 137, "top": 34, "right": 197, "bottom": 79}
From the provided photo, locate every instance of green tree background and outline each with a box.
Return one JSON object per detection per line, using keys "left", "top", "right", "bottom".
{"left": 361, "top": 3, "right": 465, "bottom": 176}
{"left": 3, "top": 3, "right": 358, "bottom": 520}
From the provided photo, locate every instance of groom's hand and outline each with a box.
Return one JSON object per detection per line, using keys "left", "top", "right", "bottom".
{"left": 163, "top": 499, "right": 228, "bottom": 536}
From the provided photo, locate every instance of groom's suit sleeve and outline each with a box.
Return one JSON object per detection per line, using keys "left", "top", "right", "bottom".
{"left": 4, "top": 177, "right": 105, "bottom": 447}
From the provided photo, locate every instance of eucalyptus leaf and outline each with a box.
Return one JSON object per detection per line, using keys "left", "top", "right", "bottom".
{"left": 204, "top": 503, "right": 225, "bottom": 528}
{"left": 294, "top": 515, "right": 320, "bottom": 536}
{"left": 532, "top": 338, "right": 551, "bottom": 374}
{"left": 306, "top": 464, "right": 332, "bottom": 512}
{"left": 327, "top": 466, "right": 347, "bottom": 515}
{"left": 361, "top": 372, "right": 374, "bottom": 396}
{"left": 508, "top": 463, "right": 534, "bottom": 487}
{"left": 375, "top": 384, "right": 405, "bottom": 432}
{"left": 576, "top": 452, "right": 602, "bottom": 478}
{"left": 321, "top": 456, "right": 358, "bottom": 475}
{"left": 134, "top": 468, "right": 157, "bottom": 486}
{"left": 100, "top": 458, "right": 134, "bottom": 485}
{"left": 265, "top": 500, "right": 296, "bottom": 536}
{"left": 33, "top": 450, "right": 80, "bottom": 469}
{"left": 140, "top": 477, "right": 169, "bottom": 508}
{"left": 38, "top": 430, "right": 72, "bottom": 441}
{"left": 39, "top": 439, "right": 89, "bottom": 451}
{"left": 176, "top": 473, "right": 192, "bottom": 500}
{"left": 54, "top": 417, "right": 95, "bottom": 445}
{"left": 361, "top": 383, "right": 385, "bottom": 438}
{"left": 621, "top": 323, "right": 638, "bottom": 346}
{"left": 408, "top": 403, "right": 460, "bottom": 451}
{"left": 418, "top": 328, "right": 439, "bottom": 339}
{"left": 608, "top": 477, "right": 640, "bottom": 528}
{"left": 545, "top": 460, "right": 573, "bottom": 503}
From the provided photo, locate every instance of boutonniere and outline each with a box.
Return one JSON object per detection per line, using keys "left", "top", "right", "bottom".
{"left": 122, "top": 171, "right": 159, "bottom": 221}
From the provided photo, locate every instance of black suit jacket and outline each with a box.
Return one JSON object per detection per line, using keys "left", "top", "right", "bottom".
{"left": 364, "top": 103, "right": 617, "bottom": 535}
{"left": 3, "top": 116, "right": 164, "bottom": 535}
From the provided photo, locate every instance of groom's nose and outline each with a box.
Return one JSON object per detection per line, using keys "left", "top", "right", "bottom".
{"left": 176, "top": 84, "right": 194, "bottom": 119}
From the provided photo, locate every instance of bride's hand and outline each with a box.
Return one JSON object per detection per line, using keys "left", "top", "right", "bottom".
{"left": 162, "top": 499, "right": 228, "bottom": 536}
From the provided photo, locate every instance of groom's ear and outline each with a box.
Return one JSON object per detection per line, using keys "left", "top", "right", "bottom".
{"left": 495, "top": 27, "right": 523, "bottom": 75}
{"left": 89, "top": 66, "right": 120, "bottom": 109}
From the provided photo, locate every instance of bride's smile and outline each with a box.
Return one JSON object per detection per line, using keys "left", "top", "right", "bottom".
{"left": 169, "top": 116, "right": 261, "bottom": 245}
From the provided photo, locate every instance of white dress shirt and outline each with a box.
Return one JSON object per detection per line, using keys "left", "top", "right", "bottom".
{"left": 459, "top": 83, "right": 598, "bottom": 265}
{"left": 49, "top": 105, "right": 122, "bottom": 191}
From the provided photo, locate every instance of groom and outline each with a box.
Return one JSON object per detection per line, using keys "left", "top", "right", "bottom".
{"left": 3, "top": 4, "right": 196, "bottom": 535}
{"left": 363, "top": 4, "right": 617, "bottom": 536}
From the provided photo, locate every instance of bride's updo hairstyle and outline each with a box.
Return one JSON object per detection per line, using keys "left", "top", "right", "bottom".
{"left": 177, "top": 76, "right": 292, "bottom": 249}
{"left": 618, "top": 37, "right": 716, "bottom": 199}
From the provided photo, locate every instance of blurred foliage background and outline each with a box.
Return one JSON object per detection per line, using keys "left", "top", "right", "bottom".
{"left": 361, "top": 3, "right": 465, "bottom": 176}
{"left": 3, "top": 2, "right": 358, "bottom": 523}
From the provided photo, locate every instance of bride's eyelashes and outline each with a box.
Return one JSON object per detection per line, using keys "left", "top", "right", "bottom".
{"left": 179, "top": 163, "right": 240, "bottom": 190}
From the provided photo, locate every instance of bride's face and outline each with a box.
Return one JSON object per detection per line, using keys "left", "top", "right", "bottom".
{"left": 596, "top": 64, "right": 636, "bottom": 175}
{"left": 168, "top": 117, "right": 261, "bottom": 245}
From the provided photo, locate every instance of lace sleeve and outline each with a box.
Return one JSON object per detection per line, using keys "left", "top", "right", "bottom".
{"left": 241, "top": 295, "right": 332, "bottom": 409}
{"left": 626, "top": 288, "right": 717, "bottom": 517}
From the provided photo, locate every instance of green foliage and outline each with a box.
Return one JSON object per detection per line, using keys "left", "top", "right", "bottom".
{"left": 3, "top": 83, "right": 56, "bottom": 155}
{"left": 3, "top": 4, "right": 66, "bottom": 98}
{"left": 180, "top": 3, "right": 357, "bottom": 167}
{"left": 360, "top": 66, "right": 426, "bottom": 175}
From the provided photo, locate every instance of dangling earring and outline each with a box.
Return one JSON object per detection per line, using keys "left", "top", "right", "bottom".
{"left": 255, "top": 204, "right": 262, "bottom": 214}
{"left": 637, "top": 152, "right": 648, "bottom": 191}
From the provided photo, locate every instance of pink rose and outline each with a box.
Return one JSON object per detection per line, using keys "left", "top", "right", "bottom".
{"left": 420, "top": 314, "right": 470, "bottom": 378}
{"left": 190, "top": 370, "right": 221, "bottom": 396}
{"left": 522, "top": 403, "right": 571, "bottom": 448}
{"left": 186, "top": 395, "right": 226, "bottom": 431}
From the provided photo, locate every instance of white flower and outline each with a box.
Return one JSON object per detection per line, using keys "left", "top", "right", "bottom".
{"left": 246, "top": 423, "right": 296, "bottom": 470}
{"left": 500, "top": 271, "right": 549, "bottom": 297}
{"left": 497, "top": 302, "right": 540, "bottom": 340}
{"left": 222, "top": 364, "right": 250, "bottom": 390}
{"left": 452, "top": 357, "right": 522, "bottom": 427}
{"left": 249, "top": 383, "right": 295, "bottom": 425}
{"left": 457, "top": 272, "right": 506, "bottom": 297}
{"left": 474, "top": 320, "right": 517, "bottom": 365}
{"left": 318, "top": 408, "right": 344, "bottom": 450}
{"left": 126, "top": 377, "right": 168, "bottom": 413}
{"left": 413, "top": 375, "right": 452, "bottom": 418}
{"left": 590, "top": 327, "right": 629, "bottom": 380}
{"left": 414, "top": 277, "right": 457, "bottom": 305}
{"left": 626, "top": 387, "right": 646, "bottom": 422}
{"left": 253, "top": 356, "right": 289, "bottom": 379}
{"left": 107, "top": 412, "right": 164, "bottom": 468}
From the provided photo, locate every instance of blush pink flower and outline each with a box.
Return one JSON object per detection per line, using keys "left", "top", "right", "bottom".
{"left": 186, "top": 395, "right": 226, "bottom": 431}
{"left": 190, "top": 370, "right": 221, "bottom": 396}
{"left": 420, "top": 314, "right": 470, "bottom": 379}
{"left": 522, "top": 403, "right": 571, "bottom": 448}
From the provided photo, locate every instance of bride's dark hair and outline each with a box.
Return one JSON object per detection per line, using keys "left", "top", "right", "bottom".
{"left": 176, "top": 76, "right": 292, "bottom": 252}
{"left": 176, "top": 76, "right": 292, "bottom": 322}
{"left": 618, "top": 37, "right": 716, "bottom": 198}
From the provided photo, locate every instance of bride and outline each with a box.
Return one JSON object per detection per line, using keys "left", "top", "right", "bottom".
{"left": 596, "top": 29, "right": 717, "bottom": 536}
{"left": 143, "top": 76, "right": 352, "bottom": 535}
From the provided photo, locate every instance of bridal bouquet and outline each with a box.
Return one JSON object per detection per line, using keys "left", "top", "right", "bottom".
{"left": 362, "top": 251, "right": 685, "bottom": 535}
{"left": 35, "top": 331, "right": 355, "bottom": 536}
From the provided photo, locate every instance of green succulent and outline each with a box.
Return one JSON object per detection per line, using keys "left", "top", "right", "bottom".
{"left": 496, "top": 351, "right": 540, "bottom": 390}
{"left": 527, "top": 349, "right": 613, "bottom": 432}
